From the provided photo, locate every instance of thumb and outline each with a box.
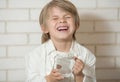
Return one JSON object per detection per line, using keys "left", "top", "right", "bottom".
{"left": 73, "top": 56, "right": 78, "bottom": 61}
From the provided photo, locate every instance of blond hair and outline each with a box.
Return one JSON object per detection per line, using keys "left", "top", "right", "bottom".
{"left": 39, "top": 0, "right": 80, "bottom": 43}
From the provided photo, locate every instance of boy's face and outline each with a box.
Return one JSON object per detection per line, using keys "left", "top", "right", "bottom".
{"left": 42, "top": 7, "right": 77, "bottom": 41}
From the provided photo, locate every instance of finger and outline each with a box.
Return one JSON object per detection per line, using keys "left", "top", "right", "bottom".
{"left": 73, "top": 60, "right": 84, "bottom": 73}
{"left": 75, "top": 59, "right": 84, "bottom": 68}
{"left": 52, "top": 69, "right": 59, "bottom": 73}
{"left": 73, "top": 57, "right": 84, "bottom": 65}
{"left": 74, "top": 63, "right": 84, "bottom": 71}
{"left": 73, "top": 56, "right": 78, "bottom": 61}
{"left": 51, "top": 71, "right": 64, "bottom": 80}
{"left": 56, "top": 75, "right": 64, "bottom": 80}
{"left": 76, "top": 58, "right": 83, "bottom": 63}
{"left": 52, "top": 72, "right": 61, "bottom": 77}
{"left": 52, "top": 69, "right": 63, "bottom": 77}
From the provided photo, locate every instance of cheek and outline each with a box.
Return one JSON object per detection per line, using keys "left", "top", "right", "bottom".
{"left": 69, "top": 19, "right": 75, "bottom": 26}
{"left": 47, "top": 20, "right": 56, "bottom": 27}
{"left": 71, "top": 21, "right": 76, "bottom": 29}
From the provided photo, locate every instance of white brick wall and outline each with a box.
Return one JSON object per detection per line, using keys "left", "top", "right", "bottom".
{"left": 7, "top": 22, "right": 41, "bottom": 33}
{"left": 79, "top": 9, "right": 118, "bottom": 20}
{"left": 117, "top": 33, "right": 120, "bottom": 44}
{"left": 95, "top": 21, "right": 120, "bottom": 32}
{"left": 30, "top": 9, "right": 42, "bottom": 21}
{"left": 96, "top": 46, "right": 120, "bottom": 56}
{"left": 8, "top": 0, "right": 51, "bottom": 8}
{"left": 98, "top": 0, "right": 120, "bottom": 8}
{"left": 0, "top": 0, "right": 120, "bottom": 82}
{"left": 0, "top": 22, "right": 5, "bottom": 33}
{"left": 0, "top": 0, "right": 6, "bottom": 8}
{"left": 0, "top": 9, "right": 29, "bottom": 21}
{"left": 8, "top": 46, "right": 37, "bottom": 57}
{"left": 0, "top": 58, "right": 24, "bottom": 69}
{"left": 96, "top": 57, "right": 115, "bottom": 68}
{"left": 76, "top": 33, "right": 116, "bottom": 44}
{"left": 8, "top": 70, "right": 25, "bottom": 81}
{"left": 116, "top": 57, "right": 120, "bottom": 68}
{"left": 0, "top": 71, "right": 6, "bottom": 81}
{"left": 0, "top": 34, "right": 27, "bottom": 45}
{"left": 119, "top": 9, "right": 120, "bottom": 19}
{"left": 70, "top": 0, "right": 96, "bottom": 8}
{"left": 0, "top": 47, "right": 6, "bottom": 57}
{"left": 97, "top": 69, "right": 120, "bottom": 79}
{"left": 29, "top": 33, "right": 42, "bottom": 44}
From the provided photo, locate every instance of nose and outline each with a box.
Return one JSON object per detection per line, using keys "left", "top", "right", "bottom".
{"left": 59, "top": 17, "right": 66, "bottom": 23}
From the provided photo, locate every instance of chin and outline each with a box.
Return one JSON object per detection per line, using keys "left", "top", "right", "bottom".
{"left": 59, "top": 37, "right": 72, "bottom": 41}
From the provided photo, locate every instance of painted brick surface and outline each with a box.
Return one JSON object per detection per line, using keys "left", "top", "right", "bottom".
{"left": 0, "top": 9, "right": 29, "bottom": 21}
{"left": 7, "top": 22, "right": 41, "bottom": 33}
{"left": 0, "top": 0, "right": 6, "bottom": 8}
{"left": 0, "top": 22, "right": 5, "bottom": 33}
{"left": 0, "top": 34, "right": 27, "bottom": 45}
{"left": 98, "top": 0, "right": 120, "bottom": 8}
{"left": 0, "top": 0, "right": 120, "bottom": 82}
{"left": 0, "top": 47, "right": 6, "bottom": 57}
{"left": 0, "top": 71, "right": 6, "bottom": 81}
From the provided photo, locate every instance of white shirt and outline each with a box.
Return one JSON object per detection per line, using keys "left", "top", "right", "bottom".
{"left": 25, "top": 40, "right": 96, "bottom": 82}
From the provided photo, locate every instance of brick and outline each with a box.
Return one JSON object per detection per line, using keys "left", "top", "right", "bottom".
{"left": 119, "top": 9, "right": 120, "bottom": 20}
{"left": 77, "top": 21, "right": 94, "bottom": 32}
{"left": 71, "top": 0, "right": 96, "bottom": 8}
{"left": 0, "top": 0, "right": 6, "bottom": 8}
{"left": 84, "top": 45, "right": 95, "bottom": 54}
{"left": 95, "top": 21, "right": 120, "bottom": 32}
{"left": 96, "top": 46, "right": 120, "bottom": 56}
{"left": 29, "top": 33, "right": 42, "bottom": 44}
{"left": 0, "top": 34, "right": 27, "bottom": 45}
{"left": 0, "top": 71, "right": 6, "bottom": 81}
{"left": 76, "top": 33, "right": 115, "bottom": 44}
{"left": 98, "top": 0, "right": 120, "bottom": 8}
{"left": 79, "top": 9, "right": 117, "bottom": 20}
{"left": 0, "top": 47, "right": 6, "bottom": 57}
{"left": 30, "top": 9, "right": 42, "bottom": 21}
{"left": 98, "top": 80, "right": 119, "bottom": 82}
{"left": 116, "top": 57, "right": 120, "bottom": 68}
{"left": 96, "top": 69, "right": 120, "bottom": 79}
{"left": 0, "top": 22, "right": 5, "bottom": 33}
{"left": 0, "top": 9, "right": 29, "bottom": 21}
{"left": 8, "top": 46, "right": 38, "bottom": 57}
{"left": 96, "top": 57, "right": 115, "bottom": 68}
{"left": 0, "top": 58, "right": 24, "bottom": 69}
{"left": 7, "top": 22, "right": 41, "bottom": 33}
{"left": 8, "top": 0, "right": 51, "bottom": 8}
{"left": 8, "top": 70, "right": 25, "bottom": 81}
{"left": 117, "top": 33, "right": 120, "bottom": 44}
{"left": 9, "top": 0, "right": 96, "bottom": 8}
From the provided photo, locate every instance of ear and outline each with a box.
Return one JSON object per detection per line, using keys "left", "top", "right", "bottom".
{"left": 41, "top": 24, "right": 49, "bottom": 33}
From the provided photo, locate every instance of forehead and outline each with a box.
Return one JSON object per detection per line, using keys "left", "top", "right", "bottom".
{"left": 48, "top": 7, "right": 72, "bottom": 16}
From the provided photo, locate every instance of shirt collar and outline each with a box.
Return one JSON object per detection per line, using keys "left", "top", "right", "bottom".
{"left": 45, "top": 40, "right": 56, "bottom": 56}
{"left": 46, "top": 39, "right": 78, "bottom": 56}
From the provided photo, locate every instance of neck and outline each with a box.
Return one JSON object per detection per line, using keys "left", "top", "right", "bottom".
{"left": 52, "top": 39, "right": 73, "bottom": 52}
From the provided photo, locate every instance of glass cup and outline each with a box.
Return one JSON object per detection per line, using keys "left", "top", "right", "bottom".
{"left": 54, "top": 55, "right": 74, "bottom": 77}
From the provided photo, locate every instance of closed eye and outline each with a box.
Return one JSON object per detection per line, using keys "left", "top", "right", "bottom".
{"left": 65, "top": 15, "right": 72, "bottom": 19}
{"left": 52, "top": 17, "right": 58, "bottom": 20}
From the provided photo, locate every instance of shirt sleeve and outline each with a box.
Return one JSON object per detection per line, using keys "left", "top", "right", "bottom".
{"left": 25, "top": 52, "right": 46, "bottom": 82}
{"left": 83, "top": 50, "right": 96, "bottom": 82}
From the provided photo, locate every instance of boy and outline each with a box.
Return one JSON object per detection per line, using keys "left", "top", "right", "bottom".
{"left": 25, "top": 0, "right": 96, "bottom": 82}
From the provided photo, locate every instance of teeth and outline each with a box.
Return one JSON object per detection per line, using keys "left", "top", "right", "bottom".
{"left": 57, "top": 26, "right": 68, "bottom": 31}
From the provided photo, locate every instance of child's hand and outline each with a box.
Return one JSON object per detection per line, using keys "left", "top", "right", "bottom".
{"left": 45, "top": 69, "right": 64, "bottom": 82}
{"left": 72, "top": 57, "right": 84, "bottom": 76}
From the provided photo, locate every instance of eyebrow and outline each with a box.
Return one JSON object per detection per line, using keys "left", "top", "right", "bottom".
{"left": 51, "top": 14, "right": 72, "bottom": 17}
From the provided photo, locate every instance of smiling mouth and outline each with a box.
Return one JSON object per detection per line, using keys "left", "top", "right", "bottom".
{"left": 57, "top": 26, "right": 69, "bottom": 31}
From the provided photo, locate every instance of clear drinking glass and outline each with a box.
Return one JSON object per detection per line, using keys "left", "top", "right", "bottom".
{"left": 54, "top": 55, "right": 74, "bottom": 77}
